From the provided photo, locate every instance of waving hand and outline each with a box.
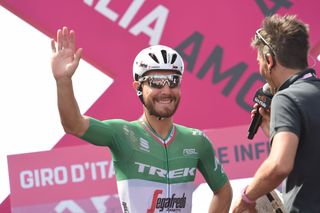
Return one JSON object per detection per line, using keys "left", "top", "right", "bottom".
{"left": 51, "top": 27, "right": 82, "bottom": 80}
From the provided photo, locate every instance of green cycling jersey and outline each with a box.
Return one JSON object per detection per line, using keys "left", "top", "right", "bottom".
{"left": 81, "top": 118, "right": 228, "bottom": 213}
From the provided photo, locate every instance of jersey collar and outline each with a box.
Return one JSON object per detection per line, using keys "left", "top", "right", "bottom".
{"left": 139, "top": 119, "right": 176, "bottom": 146}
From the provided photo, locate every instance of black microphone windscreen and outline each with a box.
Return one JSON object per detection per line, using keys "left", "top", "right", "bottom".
{"left": 247, "top": 83, "right": 273, "bottom": 140}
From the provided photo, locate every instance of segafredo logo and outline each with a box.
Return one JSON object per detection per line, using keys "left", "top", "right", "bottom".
{"left": 147, "top": 189, "right": 186, "bottom": 212}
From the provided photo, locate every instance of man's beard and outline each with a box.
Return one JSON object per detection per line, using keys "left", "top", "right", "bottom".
{"left": 144, "top": 95, "right": 180, "bottom": 118}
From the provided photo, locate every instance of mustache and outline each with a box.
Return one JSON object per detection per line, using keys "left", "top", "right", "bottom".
{"left": 154, "top": 95, "right": 176, "bottom": 101}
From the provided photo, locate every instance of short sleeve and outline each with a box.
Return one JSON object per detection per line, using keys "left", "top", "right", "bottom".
{"left": 197, "top": 133, "right": 229, "bottom": 192}
{"left": 80, "top": 117, "right": 116, "bottom": 148}
{"left": 270, "top": 93, "right": 301, "bottom": 140}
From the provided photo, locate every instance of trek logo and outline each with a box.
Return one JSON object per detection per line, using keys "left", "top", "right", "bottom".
{"left": 135, "top": 162, "right": 196, "bottom": 179}
{"left": 147, "top": 190, "right": 186, "bottom": 212}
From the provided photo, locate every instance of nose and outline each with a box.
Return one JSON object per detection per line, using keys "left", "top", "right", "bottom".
{"left": 160, "top": 83, "right": 171, "bottom": 93}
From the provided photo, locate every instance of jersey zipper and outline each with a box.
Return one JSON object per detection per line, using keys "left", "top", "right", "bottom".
{"left": 139, "top": 120, "right": 176, "bottom": 213}
{"left": 163, "top": 140, "right": 170, "bottom": 213}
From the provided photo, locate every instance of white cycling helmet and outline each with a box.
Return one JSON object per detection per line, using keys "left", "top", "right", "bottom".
{"left": 133, "top": 45, "right": 184, "bottom": 81}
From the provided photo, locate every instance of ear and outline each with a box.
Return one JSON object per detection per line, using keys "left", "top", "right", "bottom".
{"left": 265, "top": 53, "right": 275, "bottom": 70}
{"left": 132, "top": 81, "right": 140, "bottom": 90}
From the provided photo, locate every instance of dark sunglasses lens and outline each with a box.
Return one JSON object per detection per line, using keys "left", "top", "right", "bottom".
{"left": 168, "top": 76, "right": 180, "bottom": 88}
{"left": 148, "top": 75, "right": 181, "bottom": 89}
{"left": 149, "top": 78, "right": 164, "bottom": 88}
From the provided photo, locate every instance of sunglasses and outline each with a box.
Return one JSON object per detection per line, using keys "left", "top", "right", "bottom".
{"left": 255, "top": 28, "right": 276, "bottom": 56}
{"left": 139, "top": 74, "right": 182, "bottom": 89}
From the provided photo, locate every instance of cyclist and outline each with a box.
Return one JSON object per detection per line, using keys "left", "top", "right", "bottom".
{"left": 51, "top": 26, "right": 232, "bottom": 213}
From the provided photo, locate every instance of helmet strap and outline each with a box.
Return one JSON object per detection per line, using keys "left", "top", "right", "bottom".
{"left": 137, "top": 84, "right": 145, "bottom": 105}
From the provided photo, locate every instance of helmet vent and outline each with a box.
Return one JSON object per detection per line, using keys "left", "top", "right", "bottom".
{"left": 148, "top": 53, "right": 159, "bottom": 63}
{"left": 171, "top": 53, "right": 177, "bottom": 64}
{"left": 161, "top": 50, "right": 168, "bottom": 63}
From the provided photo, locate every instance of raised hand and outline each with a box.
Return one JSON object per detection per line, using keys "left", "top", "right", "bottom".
{"left": 51, "top": 27, "right": 83, "bottom": 81}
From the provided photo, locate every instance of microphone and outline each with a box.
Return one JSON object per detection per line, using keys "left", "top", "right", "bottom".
{"left": 247, "top": 83, "right": 273, "bottom": 139}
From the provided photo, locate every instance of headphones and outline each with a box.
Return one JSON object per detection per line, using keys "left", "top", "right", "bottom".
{"left": 278, "top": 68, "right": 316, "bottom": 91}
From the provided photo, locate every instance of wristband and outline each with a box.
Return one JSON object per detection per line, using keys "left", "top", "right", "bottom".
{"left": 241, "top": 186, "right": 255, "bottom": 204}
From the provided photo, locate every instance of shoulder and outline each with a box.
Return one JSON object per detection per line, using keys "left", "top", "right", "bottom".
{"left": 89, "top": 118, "right": 141, "bottom": 131}
{"left": 100, "top": 118, "right": 137, "bottom": 125}
{"left": 277, "top": 78, "right": 320, "bottom": 97}
{"left": 174, "top": 124, "right": 211, "bottom": 143}
{"left": 272, "top": 79, "right": 318, "bottom": 108}
{"left": 272, "top": 88, "right": 294, "bottom": 108}
{"left": 175, "top": 124, "right": 203, "bottom": 136}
